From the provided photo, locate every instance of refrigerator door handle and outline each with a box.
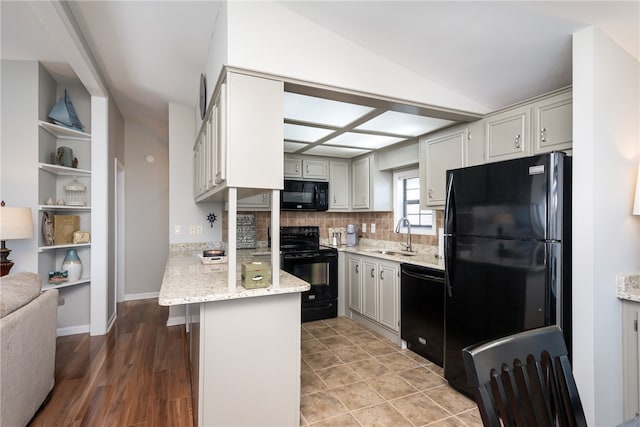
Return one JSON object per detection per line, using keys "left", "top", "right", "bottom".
{"left": 444, "top": 172, "right": 455, "bottom": 236}
{"left": 444, "top": 172, "right": 456, "bottom": 298}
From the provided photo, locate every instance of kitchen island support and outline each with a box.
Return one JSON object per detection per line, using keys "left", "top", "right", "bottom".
{"left": 195, "top": 292, "right": 301, "bottom": 426}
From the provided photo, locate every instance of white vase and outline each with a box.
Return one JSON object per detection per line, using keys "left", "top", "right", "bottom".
{"left": 62, "top": 249, "right": 82, "bottom": 282}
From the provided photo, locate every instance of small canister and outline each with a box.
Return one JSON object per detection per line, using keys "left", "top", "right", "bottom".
{"left": 241, "top": 262, "right": 270, "bottom": 289}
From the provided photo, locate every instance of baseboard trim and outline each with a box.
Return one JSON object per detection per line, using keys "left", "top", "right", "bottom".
{"left": 57, "top": 324, "right": 90, "bottom": 337}
{"left": 167, "top": 315, "right": 186, "bottom": 327}
{"left": 124, "top": 292, "right": 159, "bottom": 301}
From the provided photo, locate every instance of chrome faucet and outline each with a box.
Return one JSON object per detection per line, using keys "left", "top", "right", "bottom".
{"left": 395, "top": 217, "right": 413, "bottom": 252}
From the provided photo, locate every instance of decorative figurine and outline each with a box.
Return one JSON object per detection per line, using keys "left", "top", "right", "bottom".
{"left": 207, "top": 212, "right": 217, "bottom": 227}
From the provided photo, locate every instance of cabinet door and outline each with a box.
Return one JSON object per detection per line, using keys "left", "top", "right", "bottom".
{"left": 485, "top": 105, "right": 530, "bottom": 163}
{"left": 362, "top": 259, "right": 378, "bottom": 321}
{"left": 378, "top": 262, "right": 399, "bottom": 332}
{"left": 214, "top": 84, "right": 227, "bottom": 184}
{"left": 533, "top": 92, "right": 572, "bottom": 154}
{"left": 421, "top": 129, "right": 467, "bottom": 208}
{"left": 237, "top": 192, "right": 270, "bottom": 210}
{"left": 302, "top": 159, "right": 328, "bottom": 180}
{"left": 329, "top": 161, "right": 349, "bottom": 210}
{"left": 348, "top": 257, "right": 362, "bottom": 313}
{"left": 352, "top": 157, "right": 370, "bottom": 209}
{"left": 284, "top": 158, "right": 302, "bottom": 178}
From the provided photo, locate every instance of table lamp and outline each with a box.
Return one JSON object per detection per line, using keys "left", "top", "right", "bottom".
{"left": 0, "top": 201, "right": 34, "bottom": 276}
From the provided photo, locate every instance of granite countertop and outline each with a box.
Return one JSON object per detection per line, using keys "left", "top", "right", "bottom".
{"left": 617, "top": 273, "right": 640, "bottom": 302}
{"left": 158, "top": 250, "right": 310, "bottom": 306}
{"left": 334, "top": 243, "right": 445, "bottom": 271}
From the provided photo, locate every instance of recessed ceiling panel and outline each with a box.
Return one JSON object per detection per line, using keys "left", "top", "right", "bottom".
{"left": 284, "top": 141, "right": 309, "bottom": 153}
{"left": 305, "top": 145, "right": 370, "bottom": 158}
{"left": 356, "top": 110, "right": 455, "bottom": 136}
{"left": 325, "top": 132, "right": 404, "bottom": 150}
{"left": 284, "top": 92, "right": 374, "bottom": 127}
{"left": 284, "top": 123, "right": 334, "bottom": 142}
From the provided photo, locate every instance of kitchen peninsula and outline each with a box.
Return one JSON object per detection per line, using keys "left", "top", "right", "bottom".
{"left": 159, "top": 250, "right": 310, "bottom": 426}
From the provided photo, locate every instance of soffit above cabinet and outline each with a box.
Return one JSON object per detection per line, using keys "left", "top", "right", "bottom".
{"left": 283, "top": 91, "right": 462, "bottom": 158}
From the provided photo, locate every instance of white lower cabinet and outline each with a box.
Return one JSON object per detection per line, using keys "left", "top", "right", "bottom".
{"left": 622, "top": 300, "right": 640, "bottom": 420}
{"left": 347, "top": 254, "right": 399, "bottom": 334}
{"left": 348, "top": 256, "right": 362, "bottom": 313}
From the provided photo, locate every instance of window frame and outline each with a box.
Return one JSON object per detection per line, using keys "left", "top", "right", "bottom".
{"left": 393, "top": 168, "right": 435, "bottom": 236}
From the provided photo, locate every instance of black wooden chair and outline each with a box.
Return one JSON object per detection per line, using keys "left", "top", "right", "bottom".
{"left": 462, "top": 325, "right": 587, "bottom": 427}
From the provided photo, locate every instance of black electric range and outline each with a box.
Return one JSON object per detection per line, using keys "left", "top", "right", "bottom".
{"left": 270, "top": 226, "right": 338, "bottom": 322}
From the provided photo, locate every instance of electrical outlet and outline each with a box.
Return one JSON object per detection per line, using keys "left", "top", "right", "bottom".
{"left": 196, "top": 225, "right": 203, "bottom": 235}
{"left": 361, "top": 223, "right": 367, "bottom": 233}
{"left": 371, "top": 223, "right": 376, "bottom": 233}
{"left": 174, "top": 225, "right": 181, "bottom": 235}
{"left": 189, "top": 225, "right": 196, "bottom": 235}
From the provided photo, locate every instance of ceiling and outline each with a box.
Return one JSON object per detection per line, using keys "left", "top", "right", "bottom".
{"left": 2, "top": 1, "right": 638, "bottom": 156}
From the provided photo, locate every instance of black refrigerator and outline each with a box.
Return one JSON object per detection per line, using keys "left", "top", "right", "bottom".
{"left": 443, "top": 151, "right": 572, "bottom": 396}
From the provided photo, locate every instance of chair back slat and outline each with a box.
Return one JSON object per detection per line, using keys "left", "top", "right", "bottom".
{"left": 462, "top": 326, "right": 587, "bottom": 427}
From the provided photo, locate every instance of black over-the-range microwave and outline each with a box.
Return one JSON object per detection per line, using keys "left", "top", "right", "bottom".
{"left": 281, "top": 180, "right": 329, "bottom": 211}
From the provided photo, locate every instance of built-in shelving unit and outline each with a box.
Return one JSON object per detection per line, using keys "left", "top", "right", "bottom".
{"left": 37, "top": 116, "right": 92, "bottom": 292}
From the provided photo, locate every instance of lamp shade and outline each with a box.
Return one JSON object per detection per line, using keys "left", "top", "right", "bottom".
{"left": 0, "top": 207, "right": 34, "bottom": 240}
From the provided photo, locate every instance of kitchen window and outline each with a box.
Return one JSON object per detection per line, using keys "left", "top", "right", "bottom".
{"left": 393, "top": 169, "right": 435, "bottom": 236}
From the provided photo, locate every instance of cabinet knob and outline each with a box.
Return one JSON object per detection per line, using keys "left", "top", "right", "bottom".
{"left": 296, "top": 164, "right": 299, "bottom": 173}
{"left": 355, "top": 265, "right": 359, "bottom": 274}
{"left": 371, "top": 268, "right": 375, "bottom": 278}
{"left": 515, "top": 134, "right": 521, "bottom": 148}
{"left": 380, "top": 270, "right": 384, "bottom": 280}
{"left": 306, "top": 164, "right": 309, "bottom": 174}
{"left": 540, "top": 127, "right": 547, "bottom": 142}
{"left": 428, "top": 188, "right": 433, "bottom": 198}
{"left": 333, "top": 195, "right": 336, "bottom": 204}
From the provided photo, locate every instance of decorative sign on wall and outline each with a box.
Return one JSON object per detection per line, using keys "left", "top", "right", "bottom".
{"left": 236, "top": 213, "right": 256, "bottom": 249}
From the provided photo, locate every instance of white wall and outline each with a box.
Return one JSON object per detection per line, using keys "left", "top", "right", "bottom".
{"left": 573, "top": 27, "right": 640, "bottom": 426}
{"left": 123, "top": 120, "right": 169, "bottom": 299}
{"left": 0, "top": 61, "right": 39, "bottom": 273}
{"left": 168, "top": 103, "right": 221, "bottom": 245}
{"left": 167, "top": 102, "right": 222, "bottom": 325}
{"left": 222, "top": 1, "right": 487, "bottom": 116}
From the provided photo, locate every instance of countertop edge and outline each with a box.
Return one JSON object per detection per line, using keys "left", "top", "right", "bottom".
{"left": 334, "top": 245, "right": 445, "bottom": 270}
{"left": 616, "top": 273, "right": 640, "bottom": 302}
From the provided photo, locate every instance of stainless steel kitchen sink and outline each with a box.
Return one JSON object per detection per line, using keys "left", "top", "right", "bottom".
{"left": 367, "top": 249, "right": 418, "bottom": 257}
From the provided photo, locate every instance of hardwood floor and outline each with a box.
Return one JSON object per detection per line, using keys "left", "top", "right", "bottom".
{"left": 29, "top": 299, "right": 193, "bottom": 427}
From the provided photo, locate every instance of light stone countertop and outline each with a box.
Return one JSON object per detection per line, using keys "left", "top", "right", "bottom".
{"left": 617, "top": 273, "right": 640, "bottom": 303}
{"left": 332, "top": 242, "right": 445, "bottom": 271}
{"left": 158, "top": 250, "right": 310, "bottom": 306}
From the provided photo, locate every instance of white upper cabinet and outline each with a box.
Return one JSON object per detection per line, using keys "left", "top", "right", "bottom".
{"left": 351, "top": 153, "right": 392, "bottom": 211}
{"left": 283, "top": 156, "right": 329, "bottom": 180}
{"left": 302, "top": 159, "right": 328, "bottom": 180}
{"left": 532, "top": 92, "right": 572, "bottom": 154}
{"left": 483, "top": 88, "right": 572, "bottom": 164}
{"left": 195, "top": 71, "right": 284, "bottom": 202}
{"left": 329, "top": 160, "right": 349, "bottom": 210}
{"left": 484, "top": 104, "right": 531, "bottom": 163}
{"left": 283, "top": 158, "right": 302, "bottom": 178}
{"left": 420, "top": 127, "right": 468, "bottom": 208}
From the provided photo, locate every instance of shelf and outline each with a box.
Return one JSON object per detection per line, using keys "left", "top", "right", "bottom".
{"left": 38, "top": 243, "right": 91, "bottom": 253}
{"left": 39, "top": 204, "right": 91, "bottom": 211}
{"left": 39, "top": 163, "right": 91, "bottom": 177}
{"left": 39, "top": 120, "right": 91, "bottom": 141}
{"left": 42, "top": 278, "right": 90, "bottom": 291}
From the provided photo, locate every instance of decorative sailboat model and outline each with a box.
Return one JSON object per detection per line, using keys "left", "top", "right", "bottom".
{"left": 48, "top": 89, "right": 84, "bottom": 131}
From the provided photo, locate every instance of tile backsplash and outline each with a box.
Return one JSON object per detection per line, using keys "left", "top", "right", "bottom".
{"left": 222, "top": 210, "right": 443, "bottom": 246}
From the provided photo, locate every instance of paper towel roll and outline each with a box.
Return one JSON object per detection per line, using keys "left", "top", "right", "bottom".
{"left": 438, "top": 227, "right": 444, "bottom": 258}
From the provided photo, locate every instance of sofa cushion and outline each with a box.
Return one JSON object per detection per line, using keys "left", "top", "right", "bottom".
{"left": 0, "top": 272, "right": 42, "bottom": 318}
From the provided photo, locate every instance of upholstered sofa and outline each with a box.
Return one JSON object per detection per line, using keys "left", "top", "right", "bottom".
{"left": 0, "top": 272, "right": 58, "bottom": 426}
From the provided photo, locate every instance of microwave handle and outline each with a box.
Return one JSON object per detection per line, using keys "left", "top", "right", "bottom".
{"left": 314, "top": 184, "right": 319, "bottom": 205}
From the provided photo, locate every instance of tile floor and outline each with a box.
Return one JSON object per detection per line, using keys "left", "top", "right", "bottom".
{"left": 300, "top": 316, "right": 483, "bottom": 427}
